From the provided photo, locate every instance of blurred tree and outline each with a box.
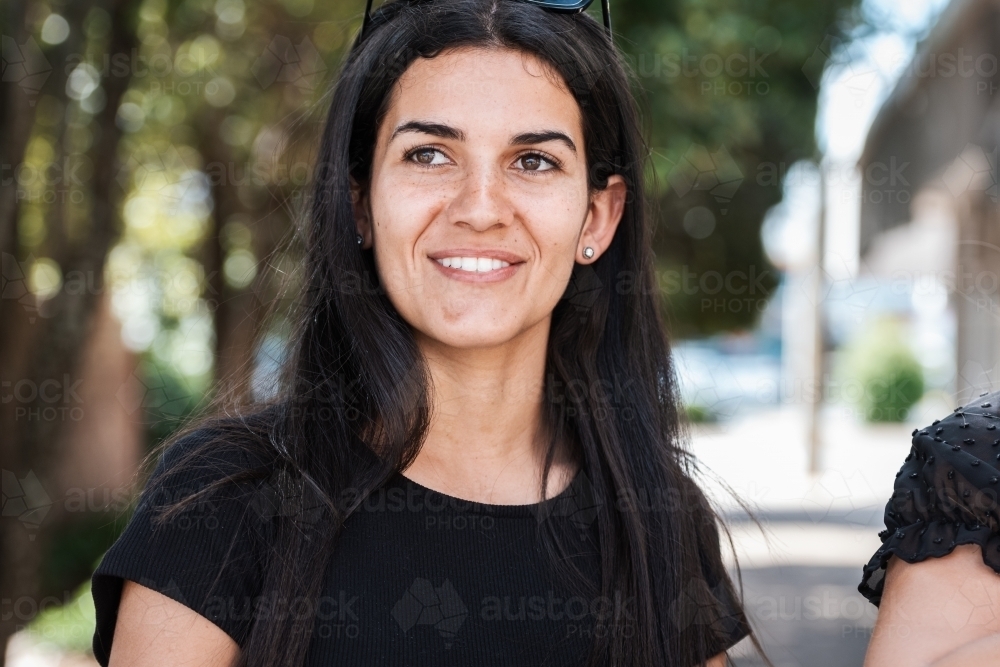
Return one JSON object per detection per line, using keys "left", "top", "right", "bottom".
{"left": 611, "top": 0, "right": 862, "bottom": 337}
{"left": 0, "top": 0, "right": 141, "bottom": 662}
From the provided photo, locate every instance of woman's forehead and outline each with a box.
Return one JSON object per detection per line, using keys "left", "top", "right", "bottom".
{"left": 379, "top": 46, "right": 583, "bottom": 143}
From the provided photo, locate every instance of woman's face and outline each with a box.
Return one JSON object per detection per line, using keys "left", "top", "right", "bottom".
{"left": 355, "top": 46, "right": 625, "bottom": 351}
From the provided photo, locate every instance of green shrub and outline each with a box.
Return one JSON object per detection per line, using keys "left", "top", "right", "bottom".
{"left": 683, "top": 403, "right": 718, "bottom": 423}
{"left": 843, "top": 317, "right": 924, "bottom": 422}
{"left": 26, "top": 579, "right": 95, "bottom": 654}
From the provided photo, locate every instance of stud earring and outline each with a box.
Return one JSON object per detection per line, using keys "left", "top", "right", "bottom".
{"left": 582, "top": 246, "right": 595, "bottom": 259}
{"left": 356, "top": 234, "right": 364, "bottom": 246}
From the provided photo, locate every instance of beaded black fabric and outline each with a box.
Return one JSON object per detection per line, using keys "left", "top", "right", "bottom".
{"left": 859, "top": 389, "right": 1000, "bottom": 606}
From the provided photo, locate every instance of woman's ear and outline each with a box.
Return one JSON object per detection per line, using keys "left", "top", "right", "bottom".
{"left": 578, "top": 174, "right": 627, "bottom": 263}
{"left": 350, "top": 175, "right": 372, "bottom": 248}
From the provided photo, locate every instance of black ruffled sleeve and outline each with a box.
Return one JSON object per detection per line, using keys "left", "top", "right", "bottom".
{"left": 91, "top": 429, "right": 276, "bottom": 666}
{"left": 859, "top": 390, "right": 1000, "bottom": 606}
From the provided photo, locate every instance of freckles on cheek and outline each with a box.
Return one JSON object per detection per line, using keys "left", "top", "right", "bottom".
{"left": 381, "top": 177, "right": 447, "bottom": 225}
{"left": 541, "top": 186, "right": 587, "bottom": 231}
{"left": 535, "top": 207, "right": 584, "bottom": 257}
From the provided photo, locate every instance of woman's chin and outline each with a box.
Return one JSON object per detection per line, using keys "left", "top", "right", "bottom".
{"left": 415, "top": 322, "right": 530, "bottom": 351}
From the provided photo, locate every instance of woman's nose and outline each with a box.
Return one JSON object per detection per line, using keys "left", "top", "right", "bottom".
{"left": 445, "top": 162, "right": 513, "bottom": 231}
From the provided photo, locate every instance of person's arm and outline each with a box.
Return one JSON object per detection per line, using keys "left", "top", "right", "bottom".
{"left": 927, "top": 633, "right": 1000, "bottom": 666}
{"left": 706, "top": 653, "right": 727, "bottom": 666}
{"left": 108, "top": 580, "right": 241, "bottom": 667}
{"left": 863, "top": 544, "right": 1000, "bottom": 667}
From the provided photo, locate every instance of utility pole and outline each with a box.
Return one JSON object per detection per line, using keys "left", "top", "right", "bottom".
{"left": 807, "top": 160, "right": 827, "bottom": 475}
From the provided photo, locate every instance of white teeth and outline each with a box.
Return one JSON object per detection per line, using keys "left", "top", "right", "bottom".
{"left": 435, "top": 256, "right": 512, "bottom": 272}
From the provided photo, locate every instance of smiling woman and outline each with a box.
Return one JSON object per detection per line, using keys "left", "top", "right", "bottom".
{"left": 89, "top": 1, "right": 768, "bottom": 666}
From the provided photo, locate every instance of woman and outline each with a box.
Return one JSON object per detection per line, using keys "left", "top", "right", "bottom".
{"left": 91, "top": 0, "right": 767, "bottom": 665}
{"left": 860, "top": 389, "right": 1000, "bottom": 666}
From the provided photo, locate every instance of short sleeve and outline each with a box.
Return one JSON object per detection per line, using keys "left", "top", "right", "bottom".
{"left": 669, "top": 573, "right": 750, "bottom": 657}
{"left": 91, "top": 429, "right": 275, "bottom": 666}
{"left": 669, "top": 511, "right": 752, "bottom": 657}
{"left": 859, "top": 389, "right": 1000, "bottom": 606}
{"left": 699, "top": 536, "right": 753, "bottom": 656}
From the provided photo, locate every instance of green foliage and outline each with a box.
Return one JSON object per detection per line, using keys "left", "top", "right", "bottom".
{"left": 40, "top": 513, "right": 131, "bottom": 599}
{"left": 609, "top": 0, "right": 862, "bottom": 336}
{"left": 683, "top": 403, "right": 718, "bottom": 423}
{"left": 843, "top": 317, "right": 925, "bottom": 423}
{"left": 138, "top": 350, "right": 211, "bottom": 451}
{"left": 26, "top": 579, "right": 96, "bottom": 654}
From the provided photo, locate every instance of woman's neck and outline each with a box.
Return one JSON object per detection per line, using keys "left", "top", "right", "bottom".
{"left": 404, "top": 318, "right": 577, "bottom": 505}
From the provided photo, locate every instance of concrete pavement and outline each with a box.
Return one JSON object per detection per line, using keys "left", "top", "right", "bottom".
{"left": 690, "top": 402, "right": 935, "bottom": 667}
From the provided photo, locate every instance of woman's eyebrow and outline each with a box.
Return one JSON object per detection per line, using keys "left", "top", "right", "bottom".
{"left": 390, "top": 120, "right": 465, "bottom": 142}
{"left": 389, "top": 121, "right": 576, "bottom": 155}
{"left": 510, "top": 131, "right": 577, "bottom": 155}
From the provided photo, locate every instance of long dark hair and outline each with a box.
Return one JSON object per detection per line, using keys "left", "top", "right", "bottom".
{"left": 144, "top": 0, "right": 771, "bottom": 665}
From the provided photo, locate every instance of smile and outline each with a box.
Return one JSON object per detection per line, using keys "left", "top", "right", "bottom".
{"left": 434, "top": 256, "right": 511, "bottom": 272}
{"left": 428, "top": 252, "right": 524, "bottom": 283}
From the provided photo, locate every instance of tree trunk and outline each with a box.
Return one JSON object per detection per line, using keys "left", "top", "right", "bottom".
{"left": 0, "top": 0, "right": 35, "bottom": 261}
{"left": 0, "top": 0, "right": 138, "bottom": 662}
{"left": 199, "top": 107, "right": 260, "bottom": 403}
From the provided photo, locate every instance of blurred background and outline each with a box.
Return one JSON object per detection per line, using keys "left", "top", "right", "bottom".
{"left": 2, "top": 0, "right": 997, "bottom": 664}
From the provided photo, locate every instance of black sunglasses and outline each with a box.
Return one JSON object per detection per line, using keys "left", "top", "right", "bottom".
{"left": 360, "top": 0, "right": 612, "bottom": 42}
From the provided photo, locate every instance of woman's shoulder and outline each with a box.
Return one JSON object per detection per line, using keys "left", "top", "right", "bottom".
{"left": 899, "top": 388, "right": 1000, "bottom": 506}
{"left": 103, "top": 416, "right": 286, "bottom": 568}
{"left": 151, "top": 414, "right": 281, "bottom": 485}
{"left": 91, "top": 419, "right": 282, "bottom": 664}
{"left": 859, "top": 388, "right": 1000, "bottom": 606}
{"left": 912, "top": 388, "right": 1000, "bottom": 442}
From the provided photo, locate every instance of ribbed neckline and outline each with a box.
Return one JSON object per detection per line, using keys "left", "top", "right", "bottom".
{"left": 390, "top": 468, "right": 584, "bottom": 518}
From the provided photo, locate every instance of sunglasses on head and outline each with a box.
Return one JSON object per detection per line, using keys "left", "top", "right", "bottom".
{"left": 360, "top": 0, "right": 613, "bottom": 42}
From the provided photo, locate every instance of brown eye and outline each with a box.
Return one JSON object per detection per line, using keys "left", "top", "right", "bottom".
{"left": 516, "top": 153, "right": 555, "bottom": 172}
{"left": 414, "top": 149, "right": 436, "bottom": 164}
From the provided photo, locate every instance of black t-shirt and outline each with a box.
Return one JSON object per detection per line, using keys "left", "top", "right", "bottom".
{"left": 859, "top": 389, "right": 1000, "bottom": 606}
{"left": 92, "top": 430, "right": 750, "bottom": 665}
